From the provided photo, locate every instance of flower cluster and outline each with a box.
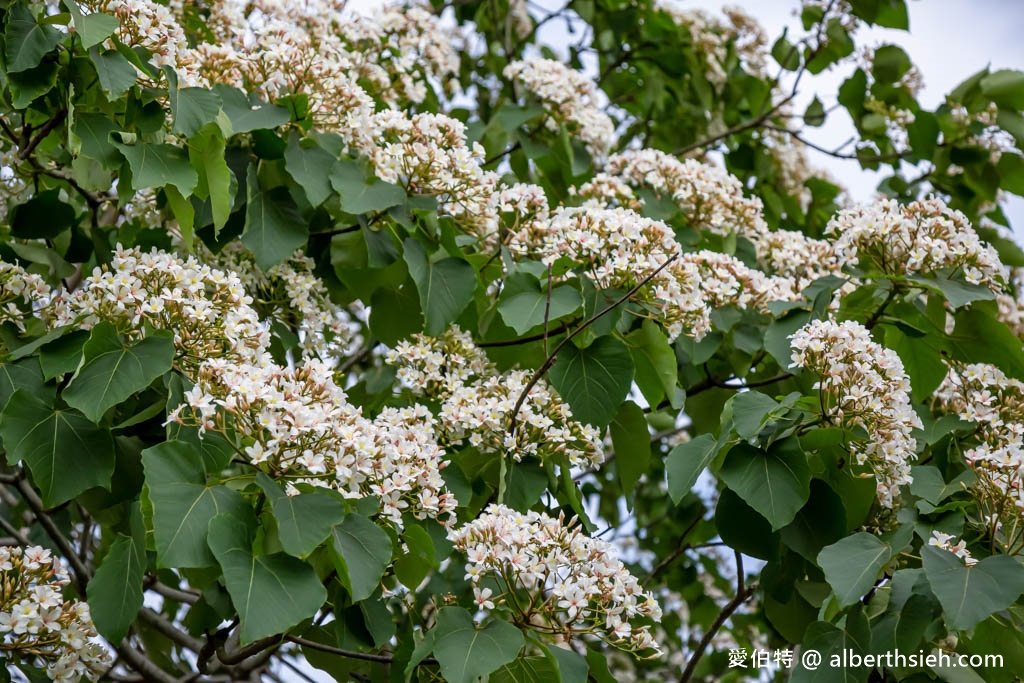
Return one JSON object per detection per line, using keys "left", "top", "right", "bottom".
{"left": 503, "top": 58, "right": 615, "bottom": 159}
{"left": 173, "top": 355, "right": 456, "bottom": 526}
{"left": 928, "top": 531, "right": 978, "bottom": 567}
{"left": 935, "top": 363, "right": 1024, "bottom": 547}
{"left": 752, "top": 228, "right": 849, "bottom": 300}
{"left": 948, "top": 102, "right": 1017, "bottom": 165}
{"left": 827, "top": 197, "right": 1005, "bottom": 291}
{"left": 50, "top": 245, "right": 268, "bottom": 372}
{"left": 194, "top": 242, "right": 356, "bottom": 362}
{"left": 760, "top": 128, "right": 846, "bottom": 210}
{"left": 371, "top": 111, "right": 502, "bottom": 245}
{"left": 790, "top": 319, "right": 921, "bottom": 507}
{"left": 604, "top": 150, "right": 769, "bottom": 239}
{"left": 386, "top": 328, "right": 603, "bottom": 468}
{"left": 510, "top": 206, "right": 785, "bottom": 340}
{"left": 0, "top": 545, "right": 111, "bottom": 682}
{"left": 0, "top": 262, "right": 52, "bottom": 334}
{"left": 448, "top": 505, "right": 663, "bottom": 656}
{"left": 660, "top": 4, "right": 768, "bottom": 82}
{"left": 84, "top": 0, "right": 188, "bottom": 70}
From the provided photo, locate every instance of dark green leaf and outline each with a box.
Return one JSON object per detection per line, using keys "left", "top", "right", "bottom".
{"left": 89, "top": 47, "right": 137, "bottom": 98}
{"left": 188, "top": 124, "right": 233, "bottom": 234}
{"left": 208, "top": 514, "right": 327, "bottom": 643}
{"left": 63, "top": 323, "right": 175, "bottom": 423}
{"left": 5, "top": 4, "right": 62, "bottom": 73}
{"left": 719, "top": 440, "right": 810, "bottom": 530}
{"left": 64, "top": 2, "right": 118, "bottom": 49}
{"left": 331, "top": 514, "right": 392, "bottom": 601}
{"left": 549, "top": 336, "right": 633, "bottom": 430}
{"left": 497, "top": 272, "right": 581, "bottom": 335}
{"left": 431, "top": 607, "right": 524, "bottom": 683}
{"left": 142, "top": 441, "right": 248, "bottom": 568}
{"left": 610, "top": 401, "right": 651, "bottom": 497}
{"left": 242, "top": 165, "right": 308, "bottom": 270}
{"left": 403, "top": 239, "right": 476, "bottom": 335}
{"left": 624, "top": 320, "right": 677, "bottom": 408}
{"left": 87, "top": 504, "right": 145, "bottom": 643}
{"left": 112, "top": 139, "right": 198, "bottom": 195}
{"left": 213, "top": 84, "right": 290, "bottom": 133}
{"left": 0, "top": 390, "right": 115, "bottom": 507}
{"left": 285, "top": 134, "right": 336, "bottom": 207}
{"left": 666, "top": 434, "right": 718, "bottom": 504}
{"left": 818, "top": 532, "right": 894, "bottom": 607}
{"left": 258, "top": 473, "right": 346, "bottom": 558}
{"left": 168, "top": 86, "right": 222, "bottom": 138}
{"left": 10, "top": 190, "right": 75, "bottom": 239}
{"left": 329, "top": 160, "right": 406, "bottom": 215}
{"left": 923, "top": 545, "right": 1024, "bottom": 631}
{"left": 729, "top": 391, "right": 781, "bottom": 441}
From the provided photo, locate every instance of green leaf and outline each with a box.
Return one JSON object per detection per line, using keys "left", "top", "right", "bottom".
{"left": 8, "top": 60, "right": 58, "bottom": 108}
{"left": 242, "top": 165, "right": 308, "bottom": 270}
{"left": 609, "top": 401, "right": 651, "bottom": 497}
{"left": 804, "top": 96, "right": 826, "bottom": 126}
{"left": 548, "top": 335, "right": 634, "bottom": 429}
{"left": 624, "top": 320, "right": 677, "bottom": 408}
{"left": 330, "top": 514, "right": 392, "bottom": 601}
{"left": 64, "top": 2, "right": 119, "bottom": 49}
{"left": 981, "top": 69, "right": 1024, "bottom": 110}
{"left": 491, "top": 657, "right": 558, "bottom": 683}
{"left": 923, "top": 545, "right": 1024, "bottom": 631}
{"left": 718, "top": 440, "right": 810, "bottom": 530}
{"left": 431, "top": 607, "right": 524, "bottom": 683}
{"left": 62, "top": 323, "right": 175, "bottom": 423}
{"left": 403, "top": 239, "right": 476, "bottom": 336}
{"left": 393, "top": 524, "right": 437, "bottom": 589}
{"left": 497, "top": 272, "right": 582, "bottom": 335}
{"left": 0, "top": 359, "right": 47, "bottom": 411}
{"left": 257, "top": 473, "right": 346, "bottom": 558}
{"left": 5, "top": 4, "right": 63, "bottom": 73}
{"left": 142, "top": 441, "right": 249, "bottom": 568}
{"left": 88, "top": 46, "right": 137, "bottom": 98}
{"left": 716, "top": 487, "right": 779, "bottom": 560}
{"left": 112, "top": 139, "right": 198, "bottom": 195}
{"left": 329, "top": 160, "right": 406, "bottom": 215}
{"left": 790, "top": 621, "right": 869, "bottom": 683}
{"left": 10, "top": 190, "right": 75, "bottom": 239}
{"left": 285, "top": 134, "right": 336, "bottom": 207}
{"left": 772, "top": 32, "right": 800, "bottom": 71}
{"left": 213, "top": 84, "right": 290, "bottom": 133}
{"left": 87, "top": 504, "right": 145, "bottom": 643}
{"left": 168, "top": 86, "right": 222, "bottom": 138}
{"left": 729, "top": 391, "right": 781, "bottom": 441}
{"left": 37, "top": 330, "right": 86, "bottom": 380}
{"left": 208, "top": 514, "right": 327, "bottom": 644}
{"left": 872, "top": 44, "right": 911, "bottom": 83}
{"left": 818, "top": 532, "right": 894, "bottom": 607}
{"left": 0, "top": 390, "right": 115, "bottom": 507}
{"left": 188, "top": 124, "right": 233, "bottom": 233}
{"left": 666, "top": 434, "right": 717, "bottom": 504}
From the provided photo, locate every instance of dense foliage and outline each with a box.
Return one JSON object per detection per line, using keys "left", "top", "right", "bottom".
{"left": 1, "top": 0, "right": 1024, "bottom": 681}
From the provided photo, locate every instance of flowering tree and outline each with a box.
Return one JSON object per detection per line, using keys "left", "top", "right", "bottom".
{"left": 2, "top": 0, "right": 1024, "bottom": 681}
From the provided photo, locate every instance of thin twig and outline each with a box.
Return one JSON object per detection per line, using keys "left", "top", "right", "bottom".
{"left": 508, "top": 254, "right": 678, "bottom": 436}
{"left": 679, "top": 551, "right": 756, "bottom": 682}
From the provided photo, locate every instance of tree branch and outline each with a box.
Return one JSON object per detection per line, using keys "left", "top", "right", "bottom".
{"left": 507, "top": 254, "right": 678, "bottom": 436}
{"left": 678, "top": 551, "right": 757, "bottom": 682}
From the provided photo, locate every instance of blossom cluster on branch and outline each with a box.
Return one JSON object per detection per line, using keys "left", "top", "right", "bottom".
{"left": 448, "top": 504, "right": 663, "bottom": 656}
{"left": 790, "top": 318, "right": 921, "bottom": 507}
{"left": 387, "top": 327, "right": 603, "bottom": 467}
{"left": 0, "top": 546, "right": 111, "bottom": 682}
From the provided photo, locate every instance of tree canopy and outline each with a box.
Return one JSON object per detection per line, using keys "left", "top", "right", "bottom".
{"left": 2, "top": 0, "right": 1024, "bottom": 681}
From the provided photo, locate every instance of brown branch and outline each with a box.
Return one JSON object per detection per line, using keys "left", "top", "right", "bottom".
{"left": 477, "top": 320, "right": 577, "bottom": 348}
{"left": 679, "top": 551, "right": 757, "bottom": 682}
{"left": 507, "top": 254, "right": 679, "bottom": 436}
{"left": 19, "top": 109, "right": 67, "bottom": 160}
